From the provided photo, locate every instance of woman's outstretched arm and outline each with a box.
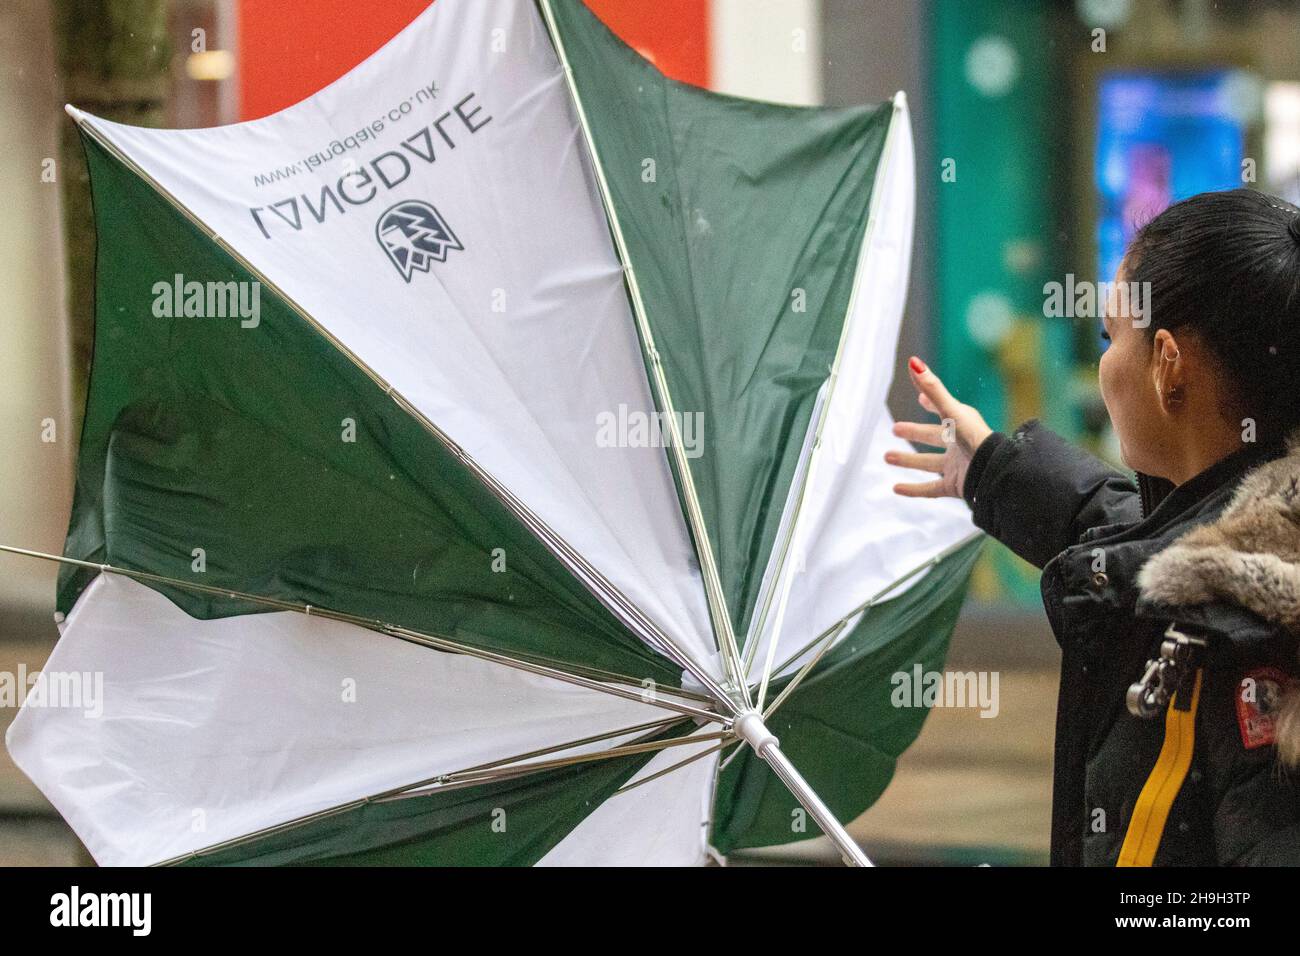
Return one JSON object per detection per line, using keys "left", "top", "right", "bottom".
{"left": 888, "top": 357, "right": 1140, "bottom": 569}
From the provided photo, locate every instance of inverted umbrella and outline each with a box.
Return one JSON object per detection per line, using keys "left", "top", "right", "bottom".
{"left": 5, "top": 0, "right": 979, "bottom": 866}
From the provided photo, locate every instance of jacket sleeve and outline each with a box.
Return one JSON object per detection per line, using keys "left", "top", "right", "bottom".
{"left": 961, "top": 419, "right": 1141, "bottom": 569}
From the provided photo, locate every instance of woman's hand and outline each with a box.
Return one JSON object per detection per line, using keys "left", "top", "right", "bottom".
{"left": 886, "top": 356, "right": 993, "bottom": 499}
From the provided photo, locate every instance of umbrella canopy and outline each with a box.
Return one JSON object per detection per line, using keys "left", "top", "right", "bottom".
{"left": 6, "top": 0, "right": 978, "bottom": 866}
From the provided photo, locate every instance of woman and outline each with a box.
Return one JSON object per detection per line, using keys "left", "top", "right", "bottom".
{"left": 887, "top": 189, "right": 1300, "bottom": 865}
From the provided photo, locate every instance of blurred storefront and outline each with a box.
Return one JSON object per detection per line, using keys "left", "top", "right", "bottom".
{"left": 932, "top": 0, "right": 1300, "bottom": 605}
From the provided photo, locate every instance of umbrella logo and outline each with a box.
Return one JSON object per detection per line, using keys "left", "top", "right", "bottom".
{"left": 375, "top": 200, "right": 464, "bottom": 282}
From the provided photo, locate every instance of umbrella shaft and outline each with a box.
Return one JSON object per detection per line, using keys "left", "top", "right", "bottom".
{"left": 733, "top": 712, "right": 873, "bottom": 867}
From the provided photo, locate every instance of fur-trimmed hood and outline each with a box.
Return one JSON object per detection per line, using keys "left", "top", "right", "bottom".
{"left": 1137, "top": 435, "right": 1300, "bottom": 764}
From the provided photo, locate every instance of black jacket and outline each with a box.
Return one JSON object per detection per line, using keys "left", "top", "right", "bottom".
{"left": 964, "top": 420, "right": 1300, "bottom": 865}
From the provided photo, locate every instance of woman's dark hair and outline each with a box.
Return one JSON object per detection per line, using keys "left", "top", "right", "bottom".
{"left": 1124, "top": 188, "right": 1300, "bottom": 442}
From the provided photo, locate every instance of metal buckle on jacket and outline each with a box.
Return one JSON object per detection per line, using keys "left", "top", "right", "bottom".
{"left": 1125, "top": 624, "right": 1208, "bottom": 719}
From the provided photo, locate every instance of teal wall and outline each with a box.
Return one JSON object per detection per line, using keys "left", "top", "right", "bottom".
{"left": 929, "top": 0, "right": 1074, "bottom": 603}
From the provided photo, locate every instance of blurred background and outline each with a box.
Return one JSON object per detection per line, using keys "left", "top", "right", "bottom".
{"left": 2, "top": 0, "right": 1298, "bottom": 865}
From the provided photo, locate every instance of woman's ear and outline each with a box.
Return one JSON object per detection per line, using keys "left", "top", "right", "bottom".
{"left": 1152, "top": 328, "right": 1185, "bottom": 414}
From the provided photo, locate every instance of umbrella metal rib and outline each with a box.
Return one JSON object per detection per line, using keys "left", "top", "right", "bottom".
{"left": 152, "top": 719, "right": 730, "bottom": 866}
{"left": 744, "top": 93, "right": 907, "bottom": 714}
{"left": 714, "top": 531, "right": 985, "bottom": 750}
{"left": 0, "top": 545, "right": 722, "bottom": 724}
{"left": 740, "top": 389, "right": 823, "bottom": 678}
{"left": 379, "top": 730, "right": 733, "bottom": 801}
{"left": 761, "top": 620, "right": 848, "bottom": 721}
{"left": 536, "top": 0, "right": 749, "bottom": 709}
{"left": 763, "top": 529, "right": 985, "bottom": 706}
{"left": 415, "top": 715, "right": 689, "bottom": 780}
{"left": 613, "top": 740, "right": 731, "bottom": 797}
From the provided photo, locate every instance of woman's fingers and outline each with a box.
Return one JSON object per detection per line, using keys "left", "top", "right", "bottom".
{"left": 891, "top": 358, "right": 985, "bottom": 501}
{"left": 907, "top": 356, "right": 960, "bottom": 420}
{"left": 892, "top": 478, "right": 948, "bottom": 498}
{"left": 892, "top": 420, "right": 946, "bottom": 447}
{"left": 884, "top": 450, "right": 945, "bottom": 474}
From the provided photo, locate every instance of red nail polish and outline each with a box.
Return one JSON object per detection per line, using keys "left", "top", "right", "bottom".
{"left": 909, "top": 356, "right": 926, "bottom": 374}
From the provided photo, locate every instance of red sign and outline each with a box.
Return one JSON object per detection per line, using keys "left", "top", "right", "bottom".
{"left": 237, "top": 0, "right": 710, "bottom": 121}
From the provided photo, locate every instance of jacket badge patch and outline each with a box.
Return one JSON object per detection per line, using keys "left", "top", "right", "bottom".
{"left": 1236, "top": 667, "right": 1292, "bottom": 749}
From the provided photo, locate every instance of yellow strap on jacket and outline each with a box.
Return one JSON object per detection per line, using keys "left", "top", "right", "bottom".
{"left": 1116, "top": 669, "right": 1203, "bottom": 867}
